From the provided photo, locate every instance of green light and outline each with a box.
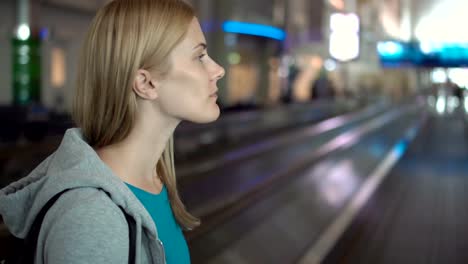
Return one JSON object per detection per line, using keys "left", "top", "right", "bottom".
{"left": 228, "top": 52, "right": 241, "bottom": 64}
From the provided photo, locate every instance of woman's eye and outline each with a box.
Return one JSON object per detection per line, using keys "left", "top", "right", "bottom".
{"left": 198, "top": 54, "right": 207, "bottom": 62}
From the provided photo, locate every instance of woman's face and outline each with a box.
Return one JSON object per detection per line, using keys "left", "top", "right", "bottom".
{"left": 156, "top": 17, "right": 225, "bottom": 124}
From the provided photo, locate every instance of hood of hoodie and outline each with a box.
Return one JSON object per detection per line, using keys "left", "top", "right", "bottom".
{"left": 0, "top": 128, "right": 158, "bottom": 240}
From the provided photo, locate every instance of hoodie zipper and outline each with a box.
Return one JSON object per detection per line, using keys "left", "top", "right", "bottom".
{"left": 157, "top": 239, "right": 166, "bottom": 264}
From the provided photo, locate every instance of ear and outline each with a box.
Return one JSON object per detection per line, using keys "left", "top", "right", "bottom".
{"left": 132, "top": 69, "right": 159, "bottom": 100}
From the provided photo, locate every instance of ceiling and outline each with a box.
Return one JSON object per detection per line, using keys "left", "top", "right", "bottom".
{"left": 41, "top": 0, "right": 111, "bottom": 12}
{"left": 39, "top": 0, "right": 468, "bottom": 42}
{"left": 411, "top": 0, "right": 468, "bottom": 42}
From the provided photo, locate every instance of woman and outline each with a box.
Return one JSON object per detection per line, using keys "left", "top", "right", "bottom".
{"left": 0, "top": 0, "right": 225, "bottom": 263}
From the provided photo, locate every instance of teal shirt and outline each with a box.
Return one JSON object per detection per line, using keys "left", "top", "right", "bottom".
{"left": 125, "top": 183, "right": 191, "bottom": 264}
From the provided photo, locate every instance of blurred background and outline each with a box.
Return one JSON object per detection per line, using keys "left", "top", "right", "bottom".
{"left": 1, "top": 0, "right": 468, "bottom": 263}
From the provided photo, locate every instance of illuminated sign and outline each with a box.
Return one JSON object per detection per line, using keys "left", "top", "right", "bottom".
{"left": 378, "top": 41, "right": 468, "bottom": 67}
{"left": 222, "top": 21, "right": 286, "bottom": 41}
{"left": 329, "top": 13, "right": 360, "bottom": 62}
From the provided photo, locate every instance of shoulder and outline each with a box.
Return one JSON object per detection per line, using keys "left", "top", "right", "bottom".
{"left": 41, "top": 188, "right": 130, "bottom": 263}
{"left": 47, "top": 187, "right": 127, "bottom": 224}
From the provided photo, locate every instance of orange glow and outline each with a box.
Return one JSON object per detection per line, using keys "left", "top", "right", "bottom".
{"left": 329, "top": 0, "right": 345, "bottom": 10}
{"left": 51, "top": 47, "right": 66, "bottom": 89}
{"left": 310, "top": 56, "right": 323, "bottom": 69}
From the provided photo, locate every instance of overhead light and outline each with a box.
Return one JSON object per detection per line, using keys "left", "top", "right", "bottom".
{"left": 329, "top": 13, "right": 360, "bottom": 62}
{"left": 330, "top": 13, "right": 359, "bottom": 33}
{"left": 415, "top": 0, "right": 468, "bottom": 42}
{"left": 17, "top": 24, "right": 30, "bottom": 40}
{"left": 222, "top": 21, "right": 286, "bottom": 41}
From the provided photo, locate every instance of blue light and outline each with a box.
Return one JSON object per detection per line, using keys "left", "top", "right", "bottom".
{"left": 39, "top": 28, "right": 49, "bottom": 40}
{"left": 379, "top": 41, "right": 468, "bottom": 67}
{"left": 394, "top": 140, "right": 408, "bottom": 157}
{"left": 222, "top": 21, "right": 286, "bottom": 41}
{"left": 377, "top": 41, "right": 404, "bottom": 57}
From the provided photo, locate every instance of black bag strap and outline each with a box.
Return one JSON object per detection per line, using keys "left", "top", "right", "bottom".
{"left": 120, "top": 205, "right": 136, "bottom": 264}
{"left": 20, "top": 188, "right": 136, "bottom": 264}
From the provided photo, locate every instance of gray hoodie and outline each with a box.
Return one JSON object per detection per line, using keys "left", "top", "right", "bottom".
{"left": 0, "top": 128, "right": 166, "bottom": 264}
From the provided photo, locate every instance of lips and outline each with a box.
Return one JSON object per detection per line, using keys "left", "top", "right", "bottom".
{"left": 209, "top": 89, "right": 218, "bottom": 97}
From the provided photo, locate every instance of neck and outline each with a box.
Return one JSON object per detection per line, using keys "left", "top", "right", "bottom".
{"left": 95, "top": 110, "right": 180, "bottom": 187}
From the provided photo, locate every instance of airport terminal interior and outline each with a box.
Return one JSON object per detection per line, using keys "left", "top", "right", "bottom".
{"left": 1, "top": 0, "right": 468, "bottom": 263}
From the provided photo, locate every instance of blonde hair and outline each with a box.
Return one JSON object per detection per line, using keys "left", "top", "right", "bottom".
{"left": 72, "top": 0, "right": 199, "bottom": 230}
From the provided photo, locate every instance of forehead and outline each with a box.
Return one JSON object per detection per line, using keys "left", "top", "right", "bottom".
{"left": 186, "top": 18, "right": 205, "bottom": 43}
{"left": 175, "top": 18, "right": 206, "bottom": 53}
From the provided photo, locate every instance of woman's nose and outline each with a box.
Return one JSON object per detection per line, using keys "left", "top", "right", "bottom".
{"left": 212, "top": 62, "right": 225, "bottom": 81}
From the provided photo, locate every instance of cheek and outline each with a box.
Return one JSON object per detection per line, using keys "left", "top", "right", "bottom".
{"left": 171, "top": 66, "right": 210, "bottom": 94}
{"left": 159, "top": 68, "right": 211, "bottom": 115}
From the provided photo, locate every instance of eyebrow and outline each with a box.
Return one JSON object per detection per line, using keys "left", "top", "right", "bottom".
{"left": 193, "top": 43, "right": 207, "bottom": 50}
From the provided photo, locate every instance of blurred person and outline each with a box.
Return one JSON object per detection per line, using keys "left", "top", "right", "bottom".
{"left": 310, "top": 68, "right": 335, "bottom": 100}
{"left": 281, "top": 63, "right": 299, "bottom": 103}
{"left": 0, "top": 0, "right": 224, "bottom": 263}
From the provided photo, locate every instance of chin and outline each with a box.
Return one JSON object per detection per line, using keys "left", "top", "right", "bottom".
{"left": 186, "top": 104, "right": 220, "bottom": 124}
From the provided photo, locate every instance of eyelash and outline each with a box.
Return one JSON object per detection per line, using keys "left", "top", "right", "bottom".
{"left": 198, "top": 53, "right": 207, "bottom": 62}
